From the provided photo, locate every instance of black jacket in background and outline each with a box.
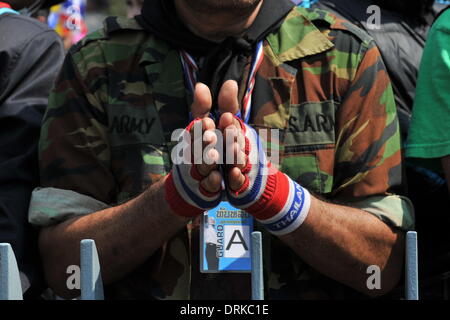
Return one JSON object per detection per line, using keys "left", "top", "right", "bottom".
{"left": 313, "top": 0, "right": 444, "bottom": 140}
{"left": 0, "top": 13, "right": 64, "bottom": 297}
{"left": 313, "top": 1, "right": 450, "bottom": 286}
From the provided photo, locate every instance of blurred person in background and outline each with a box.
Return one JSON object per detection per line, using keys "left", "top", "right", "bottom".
{"left": 34, "top": 7, "right": 49, "bottom": 23}
{"left": 408, "top": 6, "right": 450, "bottom": 197}
{"left": 406, "top": 7, "right": 450, "bottom": 297}
{"left": 313, "top": 0, "right": 450, "bottom": 298}
{"left": 85, "top": 0, "right": 137, "bottom": 32}
{"left": 0, "top": 0, "right": 65, "bottom": 298}
{"left": 126, "top": 0, "right": 143, "bottom": 18}
{"left": 85, "top": 0, "right": 107, "bottom": 32}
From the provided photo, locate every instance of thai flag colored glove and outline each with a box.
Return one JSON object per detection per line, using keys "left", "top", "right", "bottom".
{"left": 226, "top": 116, "right": 312, "bottom": 236}
{"left": 165, "top": 119, "right": 222, "bottom": 218}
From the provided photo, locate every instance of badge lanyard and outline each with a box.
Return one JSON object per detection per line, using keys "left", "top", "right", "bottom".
{"left": 179, "top": 40, "right": 265, "bottom": 125}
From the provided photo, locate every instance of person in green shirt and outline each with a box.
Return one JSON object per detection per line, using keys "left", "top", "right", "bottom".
{"left": 406, "top": 8, "right": 450, "bottom": 195}
{"left": 406, "top": 10, "right": 450, "bottom": 294}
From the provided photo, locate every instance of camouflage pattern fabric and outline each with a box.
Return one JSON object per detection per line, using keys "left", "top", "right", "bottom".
{"left": 35, "top": 7, "right": 414, "bottom": 299}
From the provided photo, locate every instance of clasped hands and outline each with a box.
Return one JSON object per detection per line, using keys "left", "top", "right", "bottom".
{"left": 165, "top": 80, "right": 311, "bottom": 236}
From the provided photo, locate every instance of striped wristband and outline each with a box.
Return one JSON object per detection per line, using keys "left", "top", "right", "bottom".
{"left": 258, "top": 178, "right": 311, "bottom": 236}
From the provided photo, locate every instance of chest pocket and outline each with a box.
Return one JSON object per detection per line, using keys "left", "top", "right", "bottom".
{"left": 285, "top": 101, "right": 336, "bottom": 147}
{"left": 108, "top": 103, "right": 166, "bottom": 148}
{"left": 281, "top": 101, "right": 337, "bottom": 195}
{"left": 107, "top": 100, "right": 171, "bottom": 203}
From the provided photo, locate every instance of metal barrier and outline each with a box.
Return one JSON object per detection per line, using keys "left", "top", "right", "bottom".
{"left": 0, "top": 231, "right": 419, "bottom": 300}
{"left": 0, "top": 244, "right": 23, "bottom": 300}
{"left": 406, "top": 231, "right": 419, "bottom": 300}
{"left": 251, "top": 232, "right": 264, "bottom": 300}
{"left": 80, "top": 239, "right": 104, "bottom": 300}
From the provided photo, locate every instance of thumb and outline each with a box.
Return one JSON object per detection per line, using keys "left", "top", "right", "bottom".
{"left": 218, "top": 80, "right": 240, "bottom": 115}
{"left": 191, "top": 83, "right": 212, "bottom": 119}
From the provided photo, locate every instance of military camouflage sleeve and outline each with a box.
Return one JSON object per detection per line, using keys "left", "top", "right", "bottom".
{"left": 37, "top": 45, "right": 116, "bottom": 206}
{"left": 332, "top": 40, "right": 414, "bottom": 230}
{"left": 28, "top": 187, "right": 110, "bottom": 227}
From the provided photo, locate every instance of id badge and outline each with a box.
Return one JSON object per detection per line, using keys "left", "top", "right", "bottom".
{"left": 200, "top": 201, "right": 254, "bottom": 273}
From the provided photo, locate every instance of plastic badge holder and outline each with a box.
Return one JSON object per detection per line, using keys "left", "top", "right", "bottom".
{"left": 200, "top": 201, "right": 254, "bottom": 273}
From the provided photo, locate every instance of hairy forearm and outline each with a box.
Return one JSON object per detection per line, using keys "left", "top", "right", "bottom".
{"left": 281, "top": 196, "right": 405, "bottom": 296}
{"left": 38, "top": 177, "right": 189, "bottom": 298}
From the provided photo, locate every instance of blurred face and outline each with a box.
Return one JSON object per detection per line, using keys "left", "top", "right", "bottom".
{"left": 175, "top": 0, "right": 264, "bottom": 41}
{"left": 126, "top": 0, "right": 144, "bottom": 18}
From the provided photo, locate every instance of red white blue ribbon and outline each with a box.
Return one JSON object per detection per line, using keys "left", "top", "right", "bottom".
{"left": 179, "top": 40, "right": 264, "bottom": 124}
{"left": 242, "top": 41, "right": 264, "bottom": 124}
{"left": 180, "top": 50, "right": 199, "bottom": 94}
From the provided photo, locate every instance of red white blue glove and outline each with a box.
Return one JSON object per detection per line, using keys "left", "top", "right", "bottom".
{"left": 165, "top": 119, "right": 222, "bottom": 218}
{"left": 226, "top": 117, "right": 311, "bottom": 236}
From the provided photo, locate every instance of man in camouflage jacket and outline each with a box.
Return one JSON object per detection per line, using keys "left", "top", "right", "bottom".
{"left": 29, "top": 0, "right": 414, "bottom": 300}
